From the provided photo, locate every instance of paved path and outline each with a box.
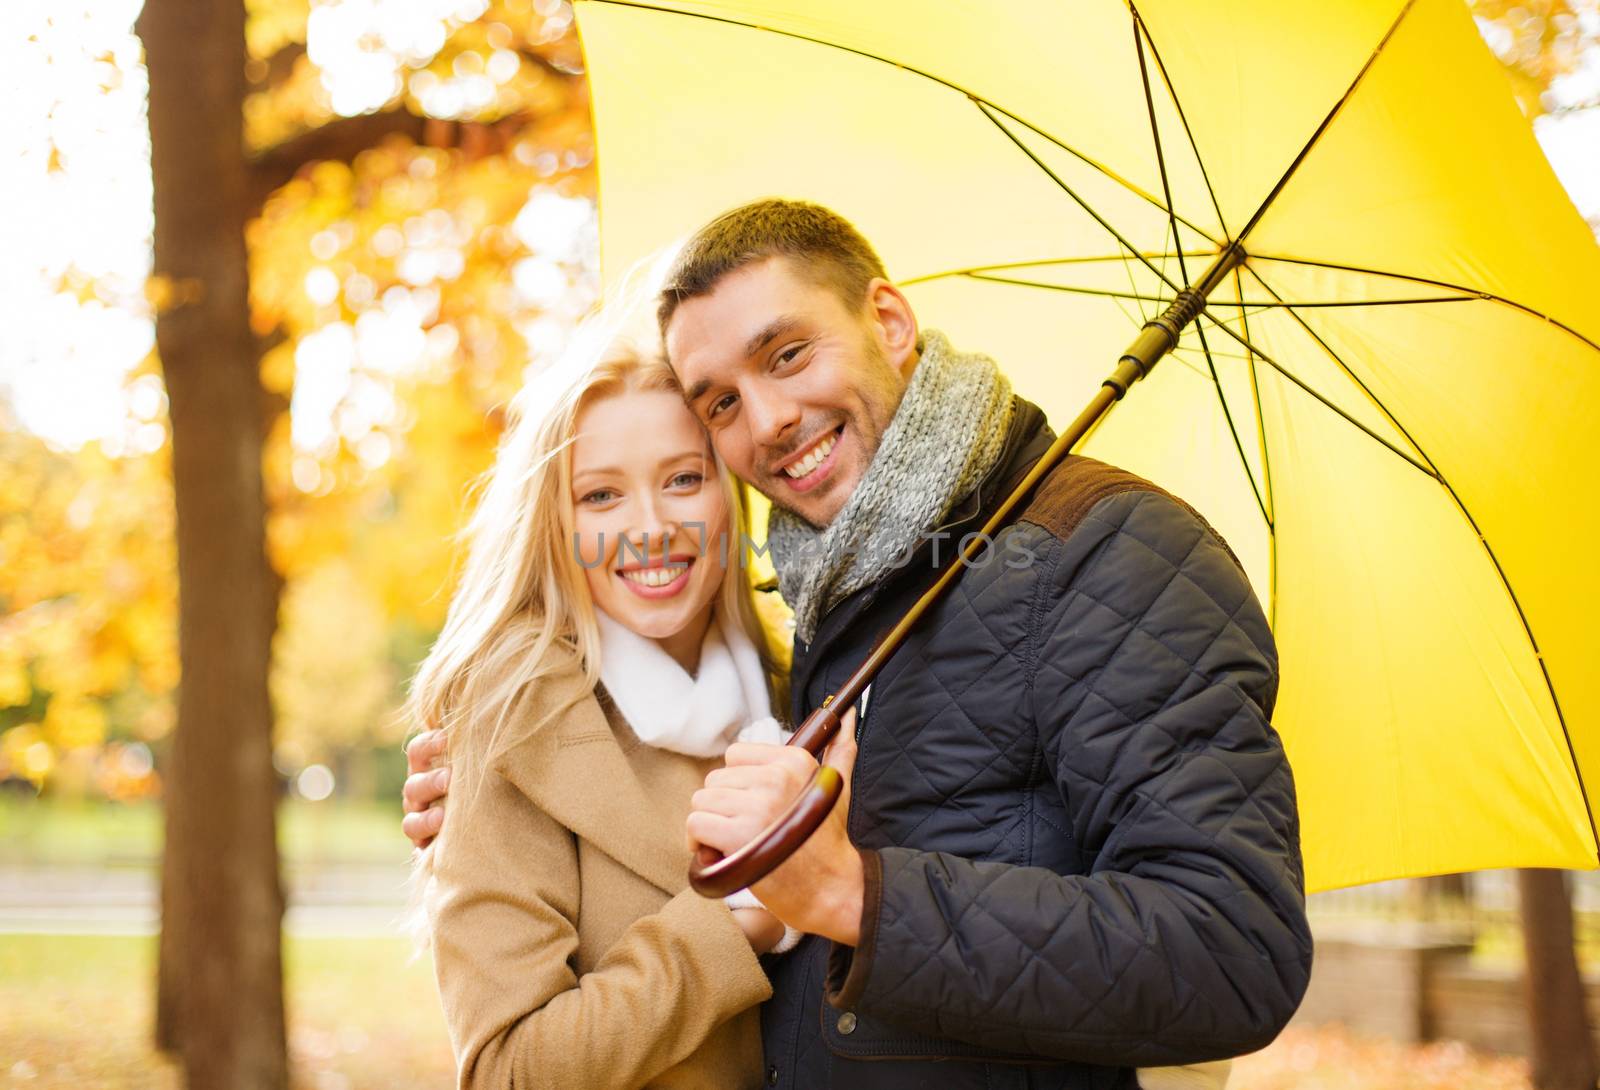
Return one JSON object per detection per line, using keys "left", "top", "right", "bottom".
{"left": 0, "top": 862, "right": 417, "bottom": 937}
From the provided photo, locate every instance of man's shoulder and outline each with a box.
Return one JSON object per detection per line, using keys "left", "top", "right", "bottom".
{"left": 1016, "top": 454, "right": 1243, "bottom": 573}
{"left": 1016, "top": 454, "right": 1172, "bottom": 542}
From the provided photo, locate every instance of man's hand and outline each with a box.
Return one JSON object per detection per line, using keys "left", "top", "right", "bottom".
{"left": 402, "top": 729, "right": 451, "bottom": 850}
{"left": 687, "top": 707, "right": 863, "bottom": 945}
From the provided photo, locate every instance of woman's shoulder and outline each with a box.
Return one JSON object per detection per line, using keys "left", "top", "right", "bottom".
{"left": 451, "top": 638, "right": 598, "bottom": 768}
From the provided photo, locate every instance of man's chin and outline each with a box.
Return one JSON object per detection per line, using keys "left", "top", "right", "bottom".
{"left": 765, "top": 495, "right": 828, "bottom": 530}
{"left": 757, "top": 477, "right": 838, "bottom": 530}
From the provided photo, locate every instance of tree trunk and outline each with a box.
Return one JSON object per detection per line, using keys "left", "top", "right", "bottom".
{"left": 155, "top": 817, "right": 182, "bottom": 1054}
{"left": 1519, "top": 868, "right": 1597, "bottom": 1090}
{"left": 138, "top": 0, "right": 287, "bottom": 1086}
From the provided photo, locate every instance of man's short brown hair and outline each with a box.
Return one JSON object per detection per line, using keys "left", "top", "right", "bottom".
{"left": 656, "top": 199, "right": 889, "bottom": 336}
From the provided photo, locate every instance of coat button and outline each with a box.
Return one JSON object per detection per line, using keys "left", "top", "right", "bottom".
{"left": 836, "top": 1011, "right": 857, "bottom": 1035}
{"left": 766, "top": 1063, "right": 779, "bottom": 1086}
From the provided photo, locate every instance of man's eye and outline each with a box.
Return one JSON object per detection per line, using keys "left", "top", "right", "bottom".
{"left": 776, "top": 343, "right": 806, "bottom": 367}
{"left": 708, "top": 393, "right": 737, "bottom": 418}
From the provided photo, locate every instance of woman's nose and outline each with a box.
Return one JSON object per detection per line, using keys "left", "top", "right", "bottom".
{"left": 622, "top": 496, "right": 678, "bottom": 562}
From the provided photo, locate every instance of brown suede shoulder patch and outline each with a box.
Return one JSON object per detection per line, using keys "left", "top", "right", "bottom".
{"left": 1017, "top": 454, "right": 1245, "bottom": 574}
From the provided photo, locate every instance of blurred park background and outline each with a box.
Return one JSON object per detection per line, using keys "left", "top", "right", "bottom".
{"left": 2, "top": 0, "right": 1599, "bottom": 1087}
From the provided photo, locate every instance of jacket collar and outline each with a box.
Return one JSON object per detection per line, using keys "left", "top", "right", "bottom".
{"left": 788, "top": 395, "right": 1056, "bottom": 721}
{"left": 491, "top": 663, "right": 693, "bottom": 896}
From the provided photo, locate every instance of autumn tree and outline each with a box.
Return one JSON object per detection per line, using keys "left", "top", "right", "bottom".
{"left": 0, "top": 425, "right": 176, "bottom": 793}
{"left": 137, "top": 0, "right": 590, "bottom": 1084}
{"left": 138, "top": 0, "right": 286, "bottom": 1084}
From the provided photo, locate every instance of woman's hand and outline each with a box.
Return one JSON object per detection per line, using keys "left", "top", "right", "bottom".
{"left": 730, "top": 906, "right": 786, "bottom": 954}
{"left": 402, "top": 729, "right": 451, "bottom": 850}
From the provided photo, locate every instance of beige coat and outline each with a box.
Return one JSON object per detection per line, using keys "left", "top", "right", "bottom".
{"left": 425, "top": 654, "right": 773, "bottom": 1090}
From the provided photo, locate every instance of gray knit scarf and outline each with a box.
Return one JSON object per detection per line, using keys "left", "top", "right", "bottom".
{"left": 766, "top": 329, "right": 1014, "bottom": 644}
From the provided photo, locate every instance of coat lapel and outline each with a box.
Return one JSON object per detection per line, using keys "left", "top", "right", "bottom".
{"left": 492, "top": 671, "right": 693, "bottom": 897}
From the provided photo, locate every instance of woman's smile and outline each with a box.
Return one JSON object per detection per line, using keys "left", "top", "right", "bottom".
{"left": 617, "top": 555, "right": 697, "bottom": 598}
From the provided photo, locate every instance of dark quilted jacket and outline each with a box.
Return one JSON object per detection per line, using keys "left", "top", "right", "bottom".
{"left": 757, "top": 395, "right": 1313, "bottom": 1090}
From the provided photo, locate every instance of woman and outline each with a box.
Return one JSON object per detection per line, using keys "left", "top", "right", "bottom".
{"left": 407, "top": 288, "right": 822, "bottom": 1089}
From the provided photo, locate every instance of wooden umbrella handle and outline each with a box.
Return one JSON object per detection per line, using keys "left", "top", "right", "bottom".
{"left": 688, "top": 701, "right": 845, "bottom": 897}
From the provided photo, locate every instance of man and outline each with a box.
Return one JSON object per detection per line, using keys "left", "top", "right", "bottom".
{"left": 405, "top": 199, "right": 1312, "bottom": 1088}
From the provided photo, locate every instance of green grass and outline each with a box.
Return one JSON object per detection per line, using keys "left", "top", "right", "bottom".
{"left": 0, "top": 797, "right": 411, "bottom": 868}
{"left": 0, "top": 933, "right": 454, "bottom": 1089}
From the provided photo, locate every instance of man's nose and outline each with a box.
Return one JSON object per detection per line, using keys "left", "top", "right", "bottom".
{"left": 742, "top": 384, "right": 801, "bottom": 450}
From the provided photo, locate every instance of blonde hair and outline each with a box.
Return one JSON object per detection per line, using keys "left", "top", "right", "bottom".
{"left": 401, "top": 258, "right": 788, "bottom": 951}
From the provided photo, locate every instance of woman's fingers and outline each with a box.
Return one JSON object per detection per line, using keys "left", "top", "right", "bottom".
{"left": 401, "top": 804, "right": 445, "bottom": 849}
{"left": 400, "top": 731, "right": 450, "bottom": 849}
{"left": 402, "top": 765, "right": 451, "bottom": 814}
{"left": 405, "top": 729, "right": 447, "bottom": 776}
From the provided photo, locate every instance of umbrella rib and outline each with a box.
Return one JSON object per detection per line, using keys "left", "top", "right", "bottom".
{"left": 581, "top": 0, "right": 1220, "bottom": 246}
{"left": 1196, "top": 312, "right": 1438, "bottom": 480}
{"left": 973, "top": 100, "right": 1183, "bottom": 294}
{"left": 1129, "top": 3, "right": 1230, "bottom": 241}
{"left": 1116, "top": 236, "right": 1153, "bottom": 323}
{"left": 960, "top": 274, "right": 1170, "bottom": 304}
{"left": 978, "top": 104, "right": 1223, "bottom": 247}
{"left": 1193, "top": 315, "right": 1273, "bottom": 530}
{"left": 1245, "top": 263, "right": 1600, "bottom": 859}
{"left": 1131, "top": 6, "right": 1189, "bottom": 290}
{"left": 1229, "top": 296, "right": 1476, "bottom": 317}
{"left": 898, "top": 251, "right": 1216, "bottom": 287}
{"left": 1240, "top": 266, "right": 1444, "bottom": 474}
{"left": 1248, "top": 255, "right": 1600, "bottom": 355}
{"left": 1232, "top": 266, "right": 1277, "bottom": 628}
{"left": 1234, "top": 0, "right": 1420, "bottom": 244}
{"left": 960, "top": 272, "right": 1469, "bottom": 312}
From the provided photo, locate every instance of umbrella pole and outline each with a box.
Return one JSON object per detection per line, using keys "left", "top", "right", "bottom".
{"left": 689, "top": 242, "right": 1248, "bottom": 898}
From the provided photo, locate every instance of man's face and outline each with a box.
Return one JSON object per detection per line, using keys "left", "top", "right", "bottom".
{"left": 664, "top": 256, "right": 913, "bottom": 528}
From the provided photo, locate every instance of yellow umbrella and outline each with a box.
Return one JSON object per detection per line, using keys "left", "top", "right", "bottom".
{"left": 571, "top": 0, "right": 1600, "bottom": 891}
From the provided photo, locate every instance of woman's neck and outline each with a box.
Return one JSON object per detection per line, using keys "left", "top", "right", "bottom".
{"left": 655, "top": 603, "right": 714, "bottom": 676}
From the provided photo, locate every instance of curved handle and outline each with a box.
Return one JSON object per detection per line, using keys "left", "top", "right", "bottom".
{"left": 688, "top": 701, "right": 846, "bottom": 898}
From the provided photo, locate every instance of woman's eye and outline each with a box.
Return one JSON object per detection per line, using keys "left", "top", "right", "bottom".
{"left": 581, "top": 489, "right": 616, "bottom": 505}
{"left": 669, "top": 471, "right": 703, "bottom": 489}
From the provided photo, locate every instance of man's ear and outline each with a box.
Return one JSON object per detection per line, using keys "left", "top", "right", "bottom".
{"left": 863, "top": 277, "right": 920, "bottom": 377}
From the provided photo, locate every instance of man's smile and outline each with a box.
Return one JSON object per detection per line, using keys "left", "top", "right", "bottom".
{"left": 773, "top": 424, "right": 845, "bottom": 493}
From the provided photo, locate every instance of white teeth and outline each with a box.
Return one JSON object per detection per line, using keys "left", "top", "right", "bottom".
{"left": 783, "top": 431, "right": 837, "bottom": 479}
{"left": 620, "top": 562, "right": 690, "bottom": 587}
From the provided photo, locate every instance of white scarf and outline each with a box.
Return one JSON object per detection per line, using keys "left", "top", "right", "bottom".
{"left": 595, "top": 607, "right": 801, "bottom": 952}
{"left": 595, "top": 607, "right": 786, "bottom": 756}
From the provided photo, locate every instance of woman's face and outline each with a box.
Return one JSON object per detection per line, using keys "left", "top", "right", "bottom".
{"left": 570, "top": 386, "right": 730, "bottom": 644}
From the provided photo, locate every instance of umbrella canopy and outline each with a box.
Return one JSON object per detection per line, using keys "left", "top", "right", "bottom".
{"left": 570, "top": 0, "right": 1600, "bottom": 891}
